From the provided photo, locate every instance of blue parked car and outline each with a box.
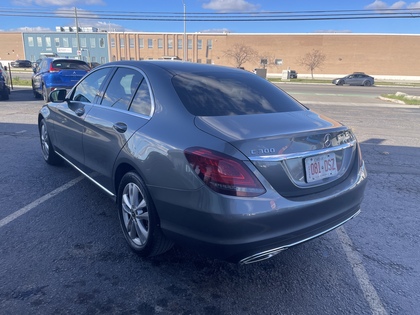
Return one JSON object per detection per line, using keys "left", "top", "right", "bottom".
{"left": 32, "top": 58, "right": 90, "bottom": 101}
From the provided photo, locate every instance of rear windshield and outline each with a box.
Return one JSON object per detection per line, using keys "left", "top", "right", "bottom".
{"left": 52, "top": 60, "right": 90, "bottom": 71}
{"left": 172, "top": 71, "right": 305, "bottom": 116}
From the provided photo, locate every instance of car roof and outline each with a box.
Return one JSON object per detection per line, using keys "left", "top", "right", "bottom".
{"left": 102, "top": 60, "right": 248, "bottom": 76}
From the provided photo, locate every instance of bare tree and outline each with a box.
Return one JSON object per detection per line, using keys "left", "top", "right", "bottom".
{"left": 223, "top": 43, "right": 258, "bottom": 68}
{"left": 298, "top": 49, "right": 326, "bottom": 79}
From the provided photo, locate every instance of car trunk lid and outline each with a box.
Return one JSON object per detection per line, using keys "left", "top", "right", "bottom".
{"left": 194, "top": 111, "right": 358, "bottom": 197}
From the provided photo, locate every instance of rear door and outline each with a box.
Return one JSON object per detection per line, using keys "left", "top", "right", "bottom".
{"left": 82, "top": 66, "right": 153, "bottom": 192}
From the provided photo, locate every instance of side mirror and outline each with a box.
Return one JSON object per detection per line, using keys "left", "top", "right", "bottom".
{"left": 49, "top": 89, "right": 67, "bottom": 102}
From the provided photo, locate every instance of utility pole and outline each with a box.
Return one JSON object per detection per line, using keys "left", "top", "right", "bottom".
{"left": 182, "top": 1, "right": 186, "bottom": 61}
{"left": 75, "top": 7, "right": 81, "bottom": 59}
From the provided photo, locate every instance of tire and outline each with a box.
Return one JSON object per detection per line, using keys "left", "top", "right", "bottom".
{"left": 33, "top": 83, "right": 42, "bottom": 99}
{"left": 337, "top": 80, "right": 344, "bottom": 86}
{"left": 363, "top": 80, "right": 372, "bottom": 86}
{"left": 42, "top": 85, "right": 49, "bottom": 102}
{"left": 118, "top": 172, "right": 173, "bottom": 257}
{"left": 39, "top": 119, "right": 62, "bottom": 165}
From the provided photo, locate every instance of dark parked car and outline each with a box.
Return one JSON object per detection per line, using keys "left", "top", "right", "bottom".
{"left": 32, "top": 58, "right": 90, "bottom": 101}
{"left": 332, "top": 72, "right": 374, "bottom": 86}
{"left": 11, "top": 59, "right": 32, "bottom": 68}
{"left": 290, "top": 70, "right": 298, "bottom": 79}
{"left": 0, "top": 62, "right": 10, "bottom": 100}
{"left": 38, "top": 61, "right": 367, "bottom": 264}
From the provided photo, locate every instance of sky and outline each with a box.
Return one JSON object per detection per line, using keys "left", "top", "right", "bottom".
{"left": 1, "top": 0, "right": 420, "bottom": 34}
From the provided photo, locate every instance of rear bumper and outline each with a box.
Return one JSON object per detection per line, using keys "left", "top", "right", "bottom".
{"left": 151, "top": 166, "right": 367, "bottom": 263}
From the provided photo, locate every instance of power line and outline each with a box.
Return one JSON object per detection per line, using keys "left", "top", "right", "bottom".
{"left": 0, "top": 7, "right": 419, "bottom": 22}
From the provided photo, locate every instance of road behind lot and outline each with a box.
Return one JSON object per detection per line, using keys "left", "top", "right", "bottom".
{"left": 0, "top": 87, "right": 419, "bottom": 315}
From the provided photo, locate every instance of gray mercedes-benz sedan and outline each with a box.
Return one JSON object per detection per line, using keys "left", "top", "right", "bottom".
{"left": 38, "top": 61, "right": 367, "bottom": 264}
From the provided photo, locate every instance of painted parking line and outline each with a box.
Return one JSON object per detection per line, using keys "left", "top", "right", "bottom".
{"left": 0, "top": 176, "right": 84, "bottom": 229}
{"left": 337, "top": 226, "right": 388, "bottom": 315}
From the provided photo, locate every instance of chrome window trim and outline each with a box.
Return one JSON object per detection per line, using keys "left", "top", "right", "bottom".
{"left": 114, "top": 65, "right": 156, "bottom": 118}
{"left": 89, "top": 64, "right": 156, "bottom": 118}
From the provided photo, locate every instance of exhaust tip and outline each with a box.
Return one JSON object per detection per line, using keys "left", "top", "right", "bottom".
{"left": 239, "top": 247, "right": 287, "bottom": 265}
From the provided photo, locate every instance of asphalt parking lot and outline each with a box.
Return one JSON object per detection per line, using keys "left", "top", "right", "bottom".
{"left": 1, "top": 87, "right": 419, "bottom": 314}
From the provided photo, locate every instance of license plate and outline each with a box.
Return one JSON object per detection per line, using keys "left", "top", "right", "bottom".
{"left": 305, "top": 153, "right": 338, "bottom": 183}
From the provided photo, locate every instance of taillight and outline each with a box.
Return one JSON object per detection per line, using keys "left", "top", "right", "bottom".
{"left": 184, "top": 147, "right": 266, "bottom": 197}
{"left": 49, "top": 64, "right": 60, "bottom": 72}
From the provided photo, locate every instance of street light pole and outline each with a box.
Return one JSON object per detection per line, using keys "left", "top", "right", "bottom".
{"left": 75, "top": 7, "right": 81, "bottom": 59}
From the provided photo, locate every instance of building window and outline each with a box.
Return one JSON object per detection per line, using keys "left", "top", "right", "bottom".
{"left": 197, "top": 39, "right": 202, "bottom": 50}
{"left": 120, "top": 38, "right": 125, "bottom": 48}
{"left": 139, "top": 38, "right": 144, "bottom": 48}
{"left": 197, "top": 59, "right": 201, "bottom": 63}
{"left": 206, "top": 59, "right": 212, "bottom": 64}
{"left": 111, "top": 38, "right": 115, "bottom": 48}
{"left": 148, "top": 39, "right": 153, "bottom": 48}
{"left": 158, "top": 38, "right": 163, "bottom": 49}
{"left": 178, "top": 39, "right": 182, "bottom": 49}
{"left": 207, "top": 39, "right": 213, "bottom": 50}
{"left": 28, "top": 37, "right": 34, "bottom": 47}
{"left": 101, "top": 56, "right": 106, "bottom": 64}
{"left": 168, "top": 39, "right": 173, "bottom": 49}
{"left": 130, "top": 38, "right": 134, "bottom": 48}
{"left": 188, "top": 39, "right": 192, "bottom": 50}
{"left": 81, "top": 38, "right": 87, "bottom": 48}
{"left": 90, "top": 38, "right": 96, "bottom": 48}
{"left": 37, "top": 37, "right": 42, "bottom": 47}
{"left": 99, "top": 38, "right": 105, "bottom": 48}
{"left": 63, "top": 38, "right": 69, "bottom": 48}
{"left": 72, "top": 38, "right": 77, "bottom": 47}
{"left": 55, "top": 38, "right": 60, "bottom": 47}
{"left": 45, "top": 37, "right": 51, "bottom": 48}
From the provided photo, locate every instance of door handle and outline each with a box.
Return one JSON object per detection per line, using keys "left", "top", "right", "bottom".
{"left": 113, "top": 122, "right": 127, "bottom": 133}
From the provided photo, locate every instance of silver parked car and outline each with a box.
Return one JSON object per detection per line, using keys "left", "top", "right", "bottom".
{"left": 332, "top": 72, "right": 374, "bottom": 86}
{"left": 38, "top": 61, "right": 367, "bottom": 264}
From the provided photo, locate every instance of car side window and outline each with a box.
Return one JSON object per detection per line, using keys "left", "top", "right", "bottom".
{"left": 129, "top": 79, "right": 152, "bottom": 116}
{"left": 101, "top": 68, "right": 143, "bottom": 110}
{"left": 71, "top": 68, "right": 111, "bottom": 103}
{"left": 38, "top": 59, "right": 47, "bottom": 72}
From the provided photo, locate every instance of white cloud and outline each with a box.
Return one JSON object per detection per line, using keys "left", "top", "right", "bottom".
{"left": 12, "top": 26, "right": 53, "bottom": 31}
{"left": 365, "top": 0, "right": 407, "bottom": 10}
{"left": 202, "top": 0, "right": 260, "bottom": 12}
{"left": 12, "top": 0, "right": 104, "bottom": 5}
{"left": 407, "top": 1, "right": 420, "bottom": 9}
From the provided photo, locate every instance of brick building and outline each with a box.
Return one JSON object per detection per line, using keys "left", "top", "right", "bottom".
{"left": 1, "top": 31, "right": 419, "bottom": 80}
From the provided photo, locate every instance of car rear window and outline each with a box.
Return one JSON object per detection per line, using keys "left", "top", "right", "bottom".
{"left": 52, "top": 60, "right": 90, "bottom": 71}
{"left": 172, "top": 71, "right": 305, "bottom": 116}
